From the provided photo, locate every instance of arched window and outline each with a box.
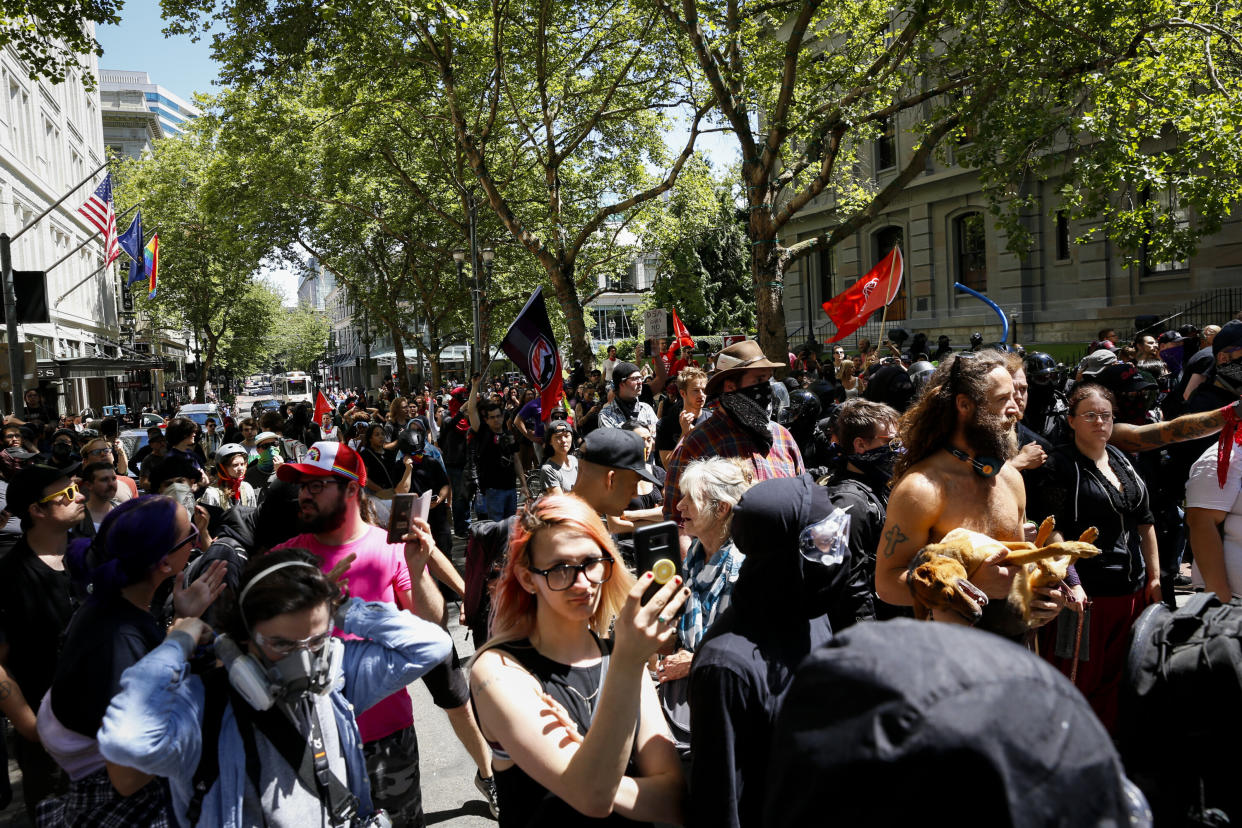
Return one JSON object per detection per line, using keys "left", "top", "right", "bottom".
{"left": 954, "top": 212, "right": 987, "bottom": 292}
{"left": 872, "top": 225, "right": 906, "bottom": 320}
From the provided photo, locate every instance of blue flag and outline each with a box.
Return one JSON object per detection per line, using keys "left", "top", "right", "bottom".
{"left": 117, "top": 210, "right": 145, "bottom": 285}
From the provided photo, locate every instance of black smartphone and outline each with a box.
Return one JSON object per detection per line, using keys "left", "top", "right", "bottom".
{"left": 634, "top": 520, "right": 681, "bottom": 605}
{"left": 387, "top": 493, "right": 416, "bottom": 544}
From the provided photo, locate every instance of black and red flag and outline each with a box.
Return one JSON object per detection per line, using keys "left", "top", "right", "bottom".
{"left": 500, "top": 287, "right": 564, "bottom": 423}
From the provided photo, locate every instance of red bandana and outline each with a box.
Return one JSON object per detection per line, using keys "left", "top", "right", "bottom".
{"left": 1217, "top": 404, "right": 1242, "bottom": 488}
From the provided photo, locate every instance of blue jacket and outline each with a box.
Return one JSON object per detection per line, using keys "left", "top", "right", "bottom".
{"left": 98, "top": 599, "right": 452, "bottom": 827}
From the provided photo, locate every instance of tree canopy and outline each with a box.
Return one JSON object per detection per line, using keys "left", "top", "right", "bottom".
{"left": 1, "top": 0, "right": 121, "bottom": 88}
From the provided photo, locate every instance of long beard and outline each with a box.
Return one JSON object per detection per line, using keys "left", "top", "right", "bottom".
{"left": 965, "top": 407, "right": 1018, "bottom": 462}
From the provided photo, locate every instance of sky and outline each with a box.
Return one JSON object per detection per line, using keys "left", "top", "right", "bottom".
{"left": 94, "top": 0, "right": 740, "bottom": 305}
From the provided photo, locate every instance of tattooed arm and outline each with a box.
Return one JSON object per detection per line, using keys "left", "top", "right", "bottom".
{"left": 0, "top": 663, "right": 37, "bottom": 742}
{"left": 875, "top": 472, "right": 943, "bottom": 606}
{"left": 1110, "top": 401, "right": 1241, "bottom": 453}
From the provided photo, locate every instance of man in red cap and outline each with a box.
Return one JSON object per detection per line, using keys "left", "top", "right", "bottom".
{"left": 273, "top": 441, "right": 491, "bottom": 825}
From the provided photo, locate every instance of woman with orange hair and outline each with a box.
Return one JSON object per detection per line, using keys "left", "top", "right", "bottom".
{"left": 469, "top": 494, "right": 689, "bottom": 826}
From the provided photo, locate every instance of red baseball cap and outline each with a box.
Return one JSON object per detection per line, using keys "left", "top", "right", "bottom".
{"left": 276, "top": 441, "right": 367, "bottom": 486}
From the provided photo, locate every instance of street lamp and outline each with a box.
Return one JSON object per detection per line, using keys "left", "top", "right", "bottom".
{"left": 453, "top": 246, "right": 484, "bottom": 374}
{"left": 360, "top": 307, "right": 375, "bottom": 393}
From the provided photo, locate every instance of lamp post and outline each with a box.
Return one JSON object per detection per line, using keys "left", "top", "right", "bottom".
{"left": 481, "top": 247, "right": 494, "bottom": 368}
{"left": 454, "top": 248, "right": 483, "bottom": 374}
{"left": 360, "top": 308, "right": 375, "bottom": 393}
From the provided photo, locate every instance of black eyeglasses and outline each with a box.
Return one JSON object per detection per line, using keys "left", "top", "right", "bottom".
{"left": 299, "top": 478, "right": 346, "bottom": 495}
{"left": 527, "top": 556, "right": 614, "bottom": 591}
{"left": 161, "top": 524, "right": 200, "bottom": 558}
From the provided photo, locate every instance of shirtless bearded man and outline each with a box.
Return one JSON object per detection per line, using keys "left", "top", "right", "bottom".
{"left": 876, "top": 351, "right": 1065, "bottom": 633}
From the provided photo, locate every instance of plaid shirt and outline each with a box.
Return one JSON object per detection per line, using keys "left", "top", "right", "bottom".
{"left": 663, "top": 408, "right": 804, "bottom": 525}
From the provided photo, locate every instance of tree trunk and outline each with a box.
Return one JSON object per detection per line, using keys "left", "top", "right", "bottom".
{"left": 196, "top": 340, "right": 217, "bottom": 404}
{"left": 749, "top": 191, "right": 790, "bottom": 371}
{"left": 390, "top": 320, "right": 410, "bottom": 396}
{"left": 547, "top": 260, "right": 595, "bottom": 369}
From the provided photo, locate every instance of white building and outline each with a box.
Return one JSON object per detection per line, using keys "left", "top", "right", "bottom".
{"left": 99, "top": 70, "right": 200, "bottom": 139}
{"left": 297, "top": 257, "right": 335, "bottom": 311}
{"left": 0, "top": 36, "right": 160, "bottom": 416}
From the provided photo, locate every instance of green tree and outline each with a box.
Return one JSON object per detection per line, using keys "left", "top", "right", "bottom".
{"left": 271, "top": 301, "right": 329, "bottom": 373}
{"left": 2, "top": 0, "right": 121, "bottom": 88}
{"left": 652, "top": 0, "right": 1242, "bottom": 362}
{"left": 117, "top": 112, "right": 274, "bottom": 402}
{"left": 160, "top": 0, "right": 713, "bottom": 370}
{"left": 644, "top": 157, "right": 754, "bottom": 336}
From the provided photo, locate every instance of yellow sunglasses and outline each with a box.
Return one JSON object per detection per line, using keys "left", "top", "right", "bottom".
{"left": 38, "top": 482, "right": 80, "bottom": 504}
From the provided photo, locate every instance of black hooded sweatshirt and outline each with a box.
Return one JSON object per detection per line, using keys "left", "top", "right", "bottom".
{"left": 687, "top": 474, "right": 851, "bottom": 828}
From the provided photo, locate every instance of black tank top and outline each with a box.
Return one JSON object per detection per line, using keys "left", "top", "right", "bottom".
{"left": 483, "top": 636, "right": 649, "bottom": 828}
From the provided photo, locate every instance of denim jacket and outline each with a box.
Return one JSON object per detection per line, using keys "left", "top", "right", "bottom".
{"left": 98, "top": 599, "right": 452, "bottom": 827}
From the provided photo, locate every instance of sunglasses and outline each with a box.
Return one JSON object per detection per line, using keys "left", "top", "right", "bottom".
{"left": 39, "top": 482, "right": 80, "bottom": 504}
{"left": 161, "top": 524, "right": 200, "bottom": 559}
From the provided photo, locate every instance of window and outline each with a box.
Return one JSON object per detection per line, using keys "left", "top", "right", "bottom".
{"left": 1055, "top": 210, "right": 1070, "bottom": 261}
{"left": 817, "top": 245, "right": 835, "bottom": 307}
{"left": 876, "top": 116, "right": 896, "bottom": 171}
{"left": 955, "top": 212, "right": 987, "bottom": 291}
{"left": 1142, "top": 187, "right": 1190, "bottom": 275}
{"left": 872, "top": 225, "right": 907, "bottom": 320}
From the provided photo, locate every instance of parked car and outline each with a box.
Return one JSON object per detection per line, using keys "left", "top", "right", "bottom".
{"left": 176, "top": 403, "right": 223, "bottom": 427}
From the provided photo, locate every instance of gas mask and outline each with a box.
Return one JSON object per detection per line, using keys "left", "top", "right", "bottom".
{"left": 215, "top": 633, "right": 344, "bottom": 711}
{"left": 51, "top": 441, "right": 78, "bottom": 465}
{"left": 163, "top": 481, "right": 197, "bottom": 518}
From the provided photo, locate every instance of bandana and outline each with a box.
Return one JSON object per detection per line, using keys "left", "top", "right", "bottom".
{"left": 719, "top": 389, "right": 774, "bottom": 451}
{"left": 1218, "top": 404, "right": 1242, "bottom": 489}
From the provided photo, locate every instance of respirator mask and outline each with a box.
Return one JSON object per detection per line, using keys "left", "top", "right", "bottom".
{"left": 215, "top": 633, "right": 343, "bottom": 711}
{"left": 216, "top": 559, "right": 345, "bottom": 711}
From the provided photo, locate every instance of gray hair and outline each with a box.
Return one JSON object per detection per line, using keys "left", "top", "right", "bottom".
{"left": 680, "top": 457, "right": 754, "bottom": 519}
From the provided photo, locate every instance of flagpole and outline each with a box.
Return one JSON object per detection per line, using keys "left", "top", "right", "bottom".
{"left": 43, "top": 203, "right": 138, "bottom": 275}
{"left": 11, "top": 157, "right": 111, "bottom": 244}
{"left": 873, "top": 247, "right": 901, "bottom": 354}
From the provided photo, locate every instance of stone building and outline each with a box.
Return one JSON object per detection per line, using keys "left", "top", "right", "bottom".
{"left": 780, "top": 129, "right": 1242, "bottom": 352}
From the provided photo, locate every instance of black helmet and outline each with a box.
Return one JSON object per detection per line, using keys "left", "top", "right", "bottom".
{"left": 1024, "top": 352, "right": 1058, "bottom": 386}
{"left": 397, "top": 426, "right": 426, "bottom": 456}
{"left": 969, "top": 332, "right": 984, "bottom": 348}
{"left": 907, "top": 360, "right": 936, "bottom": 394}
{"left": 781, "top": 389, "right": 822, "bottom": 430}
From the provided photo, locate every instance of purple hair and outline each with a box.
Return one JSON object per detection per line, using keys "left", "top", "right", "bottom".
{"left": 66, "top": 495, "right": 182, "bottom": 601}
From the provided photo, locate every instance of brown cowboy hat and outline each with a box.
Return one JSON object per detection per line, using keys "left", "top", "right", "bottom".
{"left": 707, "top": 340, "right": 785, "bottom": 396}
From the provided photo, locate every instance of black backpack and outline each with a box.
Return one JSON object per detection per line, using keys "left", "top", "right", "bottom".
{"left": 1120, "top": 593, "right": 1242, "bottom": 826}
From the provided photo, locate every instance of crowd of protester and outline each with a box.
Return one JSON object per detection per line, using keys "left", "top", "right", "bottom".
{"left": 0, "top": 314, "right": 1238, "bottom": 826}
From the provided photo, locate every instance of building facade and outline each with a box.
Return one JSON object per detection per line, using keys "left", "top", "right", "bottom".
{"left": 99, "top": 70, "right": 200, "bottom": 139}
{"left": 100, "top": 85, "right": 163, "bottom": 159}
{"left": 780, "top": 122, "right": 1242, "bottom": 352}
{"left": 0, "top": 36, "right": 148, "bottom": 416}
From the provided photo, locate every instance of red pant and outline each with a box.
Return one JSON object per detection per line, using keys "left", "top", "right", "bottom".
{"left": 1045, "top": 589, "right": 1149, "bottom": 733}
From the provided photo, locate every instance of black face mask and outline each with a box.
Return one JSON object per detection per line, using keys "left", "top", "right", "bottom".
{"left": 1217, "top": 359, "right": 1242, "bottom": 395}
{"left": 735, "top": 380, "right": 773, "bottom": 418}
{"left": 719, "top": 383, "right": 775, "bottom": 451}
{"left": 847, "top": 445, "right": 897, "bottom": 490}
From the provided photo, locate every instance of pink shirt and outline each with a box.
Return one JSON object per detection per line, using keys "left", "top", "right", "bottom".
{"left": 277, "top": 526, "right": 415, "bottom": 742}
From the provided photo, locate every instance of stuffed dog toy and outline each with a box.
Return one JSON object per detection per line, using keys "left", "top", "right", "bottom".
{"left": 907, "top": 517, "right": 1100, "bottom": 627}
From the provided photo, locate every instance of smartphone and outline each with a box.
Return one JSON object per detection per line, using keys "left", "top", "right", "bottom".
{"left": 387, "top": 493, "right": 416, "bottom": 544}
{"left": 634, "top": 520, "right": 681, "bottom": 605}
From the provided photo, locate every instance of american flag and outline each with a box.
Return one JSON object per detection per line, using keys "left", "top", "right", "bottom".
{"left": 77, "top": 173, "right": 120, "bottom": 265}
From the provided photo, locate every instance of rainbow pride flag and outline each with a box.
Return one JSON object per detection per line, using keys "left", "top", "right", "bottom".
{"left": 144, "top": 234, "right": 159, "bottom": 298}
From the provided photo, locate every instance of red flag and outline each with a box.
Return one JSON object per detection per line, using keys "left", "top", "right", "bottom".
{"left": 821, "top": 246, "right": 903, "bottom": 343}
{"left": 313, "top": 389, "right": 332, "bottom": 424}
{"left": 665, "top": 309, "right": 695, "bottom": 363}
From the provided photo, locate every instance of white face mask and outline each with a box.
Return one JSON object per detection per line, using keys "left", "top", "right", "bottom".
{"left": 163, "top": 481, "right": 196, "bottom": 517}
